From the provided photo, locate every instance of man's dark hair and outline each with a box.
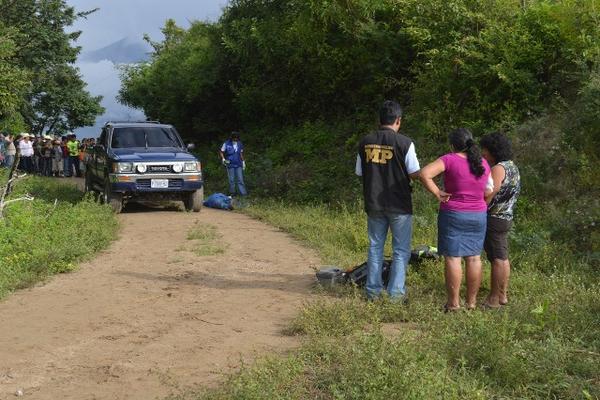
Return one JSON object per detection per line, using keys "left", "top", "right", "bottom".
{"left": 480, "top": 132, "right": 513, "bottom": 163}
{"left": 379, "top": 100, "right": 403, "bottom": 126}
{"left": 231, "top": 131, "right": 240, "bottom": 139}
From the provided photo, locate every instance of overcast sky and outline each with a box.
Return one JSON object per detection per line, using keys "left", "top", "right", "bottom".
{"left": 67, "top": 0, "right": 227, "bottom": 137}
{"left": 69, "top": 0, "right": 226, "bottom": 51}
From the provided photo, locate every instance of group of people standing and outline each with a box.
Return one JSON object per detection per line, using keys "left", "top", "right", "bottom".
{"left": 357, "top": 100, "right": 520, "bottom": 311}
{"left": 0, "top": 133, "right": 96, "bottom": 178}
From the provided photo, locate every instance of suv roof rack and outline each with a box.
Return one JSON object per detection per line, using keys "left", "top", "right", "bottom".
{"left": 104, "top": 120, "right": 161, "bottom": 125}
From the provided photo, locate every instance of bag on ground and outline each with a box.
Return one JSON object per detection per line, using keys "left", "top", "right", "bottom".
{"left": 203, "top": 193, "right": 233, "bottom": 210}
{"left": 315, "top": 245, "right": 439, "bottom": 287}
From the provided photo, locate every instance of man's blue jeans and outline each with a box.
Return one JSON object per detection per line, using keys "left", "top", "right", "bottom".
{"left": 4, "top": 155, "right": 14, "bottom": 168}
{"left": 366, "top": 213, "right": 412, "bottom": 299}
{"left": 227, "top": 166, "right": 247, "bottom": 196}
{"left": 64, "top": 156, "right": 72, "bottom": 177}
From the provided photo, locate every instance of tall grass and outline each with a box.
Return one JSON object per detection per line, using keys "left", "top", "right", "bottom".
{"left": 0, "top": 173, "right": 119, "bottom": 299}
{"left": 181, "top": 186, "right": 599, "bottom": 400}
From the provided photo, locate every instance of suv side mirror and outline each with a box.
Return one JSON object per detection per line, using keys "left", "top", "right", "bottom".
{"left": 187, "top": 143, "right": 196, "bottom": 151}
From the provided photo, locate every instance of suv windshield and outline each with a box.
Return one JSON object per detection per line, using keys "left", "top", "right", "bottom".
{"left": 111, "top": 127, "right": 182, "bottom": 148}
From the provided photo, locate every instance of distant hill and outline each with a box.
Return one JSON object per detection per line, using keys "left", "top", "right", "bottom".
{"left": 80, "top": 37, "right": 151, "bottom": 64}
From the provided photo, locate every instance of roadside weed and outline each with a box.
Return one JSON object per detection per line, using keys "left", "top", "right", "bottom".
{"left": 185, "top": 223, "right": 228, "bottom": 256}
{"left": 187, "top": 224, "right": 220, "bottom": 241}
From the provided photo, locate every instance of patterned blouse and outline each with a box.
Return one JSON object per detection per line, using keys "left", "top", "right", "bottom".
{"left": 488, "top": 160, "right": 521, "bottom": 221}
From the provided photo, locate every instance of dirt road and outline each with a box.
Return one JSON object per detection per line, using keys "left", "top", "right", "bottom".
{"left": 0, "top": 200, "right": 320, "bottom": 399}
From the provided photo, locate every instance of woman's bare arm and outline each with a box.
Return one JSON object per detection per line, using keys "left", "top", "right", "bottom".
{"left": 419, "top": 158, "right": 451, "bottom": 203}
{"left": 485, "top": 164, "right": 506, "bottom": 204}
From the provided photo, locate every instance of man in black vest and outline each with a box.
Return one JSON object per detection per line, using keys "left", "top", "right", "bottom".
{"left": 356, "top": 100, "right": 421, "bottom": 300}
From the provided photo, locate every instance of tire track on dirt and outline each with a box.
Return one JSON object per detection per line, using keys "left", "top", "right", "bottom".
{"left": 0, "top": 202, "right": 319, "bottom": 399}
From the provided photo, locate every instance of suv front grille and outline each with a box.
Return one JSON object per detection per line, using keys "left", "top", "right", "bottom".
{"left": 148, "top": 165, "right": 172, "bottom": 173}
{"left": 136, "top": 179, "right": 184, "bottom": 190}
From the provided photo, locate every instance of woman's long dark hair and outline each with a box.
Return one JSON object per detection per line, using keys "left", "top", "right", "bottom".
{"left": 449, "top": 128, "right": 485, "bottom": 178}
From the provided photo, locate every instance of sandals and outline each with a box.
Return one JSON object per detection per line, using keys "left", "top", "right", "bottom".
{"left": 443, "top": 303, "right": 462, "bottom": 313}
{"left": 445, "top": 300, "right": 504, "bottom": 313}
{"left": 481, "top": 302, "right": 502, "bottom": 310}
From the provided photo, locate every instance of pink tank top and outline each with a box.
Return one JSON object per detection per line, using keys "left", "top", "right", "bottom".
{"left": 439, "top": 153, "right": 490, "bottom": 212}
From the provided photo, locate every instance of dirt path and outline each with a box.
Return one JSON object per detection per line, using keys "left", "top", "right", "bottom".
{"left": 0, "top": 197, "right": 320, "bottom": 399}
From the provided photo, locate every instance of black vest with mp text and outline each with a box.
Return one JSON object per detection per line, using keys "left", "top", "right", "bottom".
{"left": 358, "top": 128, "right": 413, "bottom": 215}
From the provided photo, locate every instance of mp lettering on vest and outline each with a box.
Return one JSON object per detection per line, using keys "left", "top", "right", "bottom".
{"left": 364, "top": 144, "right": 394, "bottom": 164}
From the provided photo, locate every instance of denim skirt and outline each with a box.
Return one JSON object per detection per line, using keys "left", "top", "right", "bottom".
{"left": 438, "top": 210, "right": 487, "bottom": 257}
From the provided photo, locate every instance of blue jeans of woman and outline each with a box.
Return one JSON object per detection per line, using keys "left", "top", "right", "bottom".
{"left": 227, "top": 166, "right": 247, "bottom": 196}
{"left": 366, "top": 213, "right": 412, "bottom": 299}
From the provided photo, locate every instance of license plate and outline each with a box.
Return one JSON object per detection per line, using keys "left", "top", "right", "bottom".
{"left": 151, "top": 179, "right": 169, "bottom": 189}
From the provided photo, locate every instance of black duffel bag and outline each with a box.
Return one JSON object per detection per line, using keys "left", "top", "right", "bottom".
{"left": 315, "top": 245, "right": 439, "bottom": 287}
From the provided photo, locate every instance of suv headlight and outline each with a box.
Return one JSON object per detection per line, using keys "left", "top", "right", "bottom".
{"left": 113, "top": 162, "right": 133, "bottom": 173}
{"left": 136, "top": 164, "right": 147, "bottom": 173}
{"left": 172, "top": 163, "right": 183, "bottom": 173}
{"left": 184, "top": 162, "right": 201, "bottom": 172}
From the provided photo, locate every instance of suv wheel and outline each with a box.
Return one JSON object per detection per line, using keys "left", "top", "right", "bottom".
{"left": 184, "top": 187, "right": 203, "bottom": 212}
{"left": 103, "top": 179, "right": 123, "bottom": 214}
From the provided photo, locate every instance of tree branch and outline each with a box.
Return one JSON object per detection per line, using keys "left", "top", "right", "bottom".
{"left": 2, "top": 195, "right": 34, "bottom": 207}
{"left": 0, "top": 188, "right": 34, "bottom": 218}
{"left": 0, "top": 152, "right": 34, "bottom": 218}
{"left": 77, "top": 8, "right": 99, "bottom": 19}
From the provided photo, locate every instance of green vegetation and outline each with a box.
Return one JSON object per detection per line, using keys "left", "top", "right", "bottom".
{"left": 0, "top": 173, "right": 118, "bottom": 299}
{"left": 120, "top": 0, "right": 599, "bottom": 252}
{"left": 186, "top": 223, "right": 227, "bottom": 256}
{"left": 0, "top": 0, "right": 104, "bottom": 134}
{"left": 121, "top": 0, "right": 600, "bottom": 137}
{"left": 119, "top": 0, "right": 599, "bottom": 398}
{"left": 178, "top": 190, "right": 599, "bottom": 399}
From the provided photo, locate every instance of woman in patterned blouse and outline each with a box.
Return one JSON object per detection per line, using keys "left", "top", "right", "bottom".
{"left": 481, "top": 132, "right": 521, "bottom": 308}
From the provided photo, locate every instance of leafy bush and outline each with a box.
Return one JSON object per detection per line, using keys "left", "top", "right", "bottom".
{"left": 121, "top": 0, "right": 600, "bottom": 144}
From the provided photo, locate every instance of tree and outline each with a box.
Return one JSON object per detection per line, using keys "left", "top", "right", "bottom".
{"left": 0, "top": 26, "right": 29, "bottom": 125}
{"left": 22, "top": 65, "right": 104, "bottom": 135}
{"left": 119, "top": 0, "right": 600, "bottom": 146}
{"left": 119, "top": 20, "right": 232, "bottom": 141}
{"left": 0, "top": 0, "right": 103, "bottom": 134}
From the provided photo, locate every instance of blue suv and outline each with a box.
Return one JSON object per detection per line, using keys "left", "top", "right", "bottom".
{"left": 85, "top": 121, "right": 203, "bottom": 213}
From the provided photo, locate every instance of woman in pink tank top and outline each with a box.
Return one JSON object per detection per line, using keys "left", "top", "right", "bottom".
{"left": 420, "top": 128, "right": 492, "bottom": 312}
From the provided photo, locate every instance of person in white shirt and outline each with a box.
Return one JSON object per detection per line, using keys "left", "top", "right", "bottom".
{"left": 18, "top": 134, "right": 34, "bottom": 173}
